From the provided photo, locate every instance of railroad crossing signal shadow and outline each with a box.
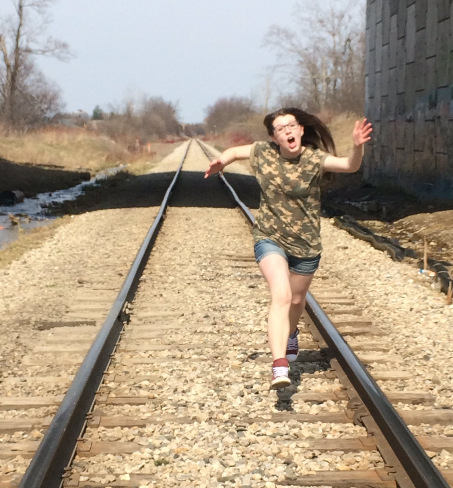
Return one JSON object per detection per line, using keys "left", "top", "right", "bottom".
{"left": 274, "top": 352, "right": 331, "bottom": 412}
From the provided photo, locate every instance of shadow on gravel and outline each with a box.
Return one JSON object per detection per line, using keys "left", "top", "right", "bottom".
{"left": 323, "top": 174, "right": 453, "bottom": 223}
{"left": 48, "top": 170, "right": 260, "bottom": 215}
{"left": 274, "top": 355, "right": 331, "bottom": 412}
{"left": 172, "top": 172, "right": 260, "bottom": 209}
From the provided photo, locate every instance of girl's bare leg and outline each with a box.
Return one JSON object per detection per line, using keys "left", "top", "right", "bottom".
{"left": 258, "top": 254, "right": 292, "bottom": 360}
{"left": 288, "top": 273, "right": 314, "bottom": 334}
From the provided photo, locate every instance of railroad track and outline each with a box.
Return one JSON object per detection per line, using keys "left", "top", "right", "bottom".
{"left": 1, "top": 139, "right": 452, "bottom": 487}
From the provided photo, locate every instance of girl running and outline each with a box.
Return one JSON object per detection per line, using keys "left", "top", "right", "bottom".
{"left": 204, "top": 108, "right": 372, "bottom": 389}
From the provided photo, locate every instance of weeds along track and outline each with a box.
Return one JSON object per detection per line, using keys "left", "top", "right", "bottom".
{"left": 1, "top": 140, "right": 452, "bottom": 488}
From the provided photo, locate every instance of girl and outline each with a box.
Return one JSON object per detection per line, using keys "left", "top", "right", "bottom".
{"left": 204, "top": 108, "right": 372, "bottom": 389}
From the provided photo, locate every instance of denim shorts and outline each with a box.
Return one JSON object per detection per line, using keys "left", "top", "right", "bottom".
{"left": 254, "top": 238, "right": 321, "bottom": 275}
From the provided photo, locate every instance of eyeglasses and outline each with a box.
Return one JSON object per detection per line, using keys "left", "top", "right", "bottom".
{"left": 273, "top": 121, "right": 300, "bottom": 135}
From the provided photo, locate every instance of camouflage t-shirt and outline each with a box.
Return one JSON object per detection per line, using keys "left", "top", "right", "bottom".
{"left": 249, "top": 141, "right": 329, "bottom": 258}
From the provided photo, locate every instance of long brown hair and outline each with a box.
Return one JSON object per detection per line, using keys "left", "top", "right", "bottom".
{"left": 263, "top": 108, "right": 337, "bottom": 156}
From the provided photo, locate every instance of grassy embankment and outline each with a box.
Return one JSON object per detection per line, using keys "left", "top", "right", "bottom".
{"left": 0, "top": 128, "right": 184, "bottom": 180}
{"left": 0, "top": 128, "right": 184, "bottom": 268}
{"left": 0, "top": 115, "right": 358, "bottom": 268}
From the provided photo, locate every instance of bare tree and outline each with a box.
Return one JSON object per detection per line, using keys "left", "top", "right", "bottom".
{"left": 103, "top": 93, "right": 181, "bottom": 143}
{"left": 0, "top": 0, "right": 70, "bottom": 128}
{"left": 204, "top": 96, "right": 256, "bottom": 133}
{"left": 140, "top": 96, "right": 180, "bottom": 137}
{"left": 257, "top": 67, "right": 277, "bottom": 115}
{"left": 183, "top": 123, "right": 205, "bottom": 137}
{"left": 264, "top": 0, "right": 366, "bottom": 114}
{"left": 12, "top": 60, "right": 64, "bottom": 128}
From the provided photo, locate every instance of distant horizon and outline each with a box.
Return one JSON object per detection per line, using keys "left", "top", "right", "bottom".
{"left": 31, "top": 0, "right": 299, "bottom": 124}
{"left": 3, "top": 0, "right": 364, "bottom": 124}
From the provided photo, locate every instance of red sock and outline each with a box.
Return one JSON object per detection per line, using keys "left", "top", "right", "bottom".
{"left": 273, "top": 358, "right": 289, "bottom": 368}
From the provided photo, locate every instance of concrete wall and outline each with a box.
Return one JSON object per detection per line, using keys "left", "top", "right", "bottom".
{"left": 364, "top": 0, "right": 453, "bottom": 200}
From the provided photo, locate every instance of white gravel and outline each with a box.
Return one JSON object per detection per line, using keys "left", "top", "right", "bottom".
{"left": 2, "top": 139, "right": 453, "bottom": 485}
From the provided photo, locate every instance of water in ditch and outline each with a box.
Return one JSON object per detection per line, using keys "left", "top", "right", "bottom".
{"left": 0, "top": 164, "right": 127, "bottom": 250}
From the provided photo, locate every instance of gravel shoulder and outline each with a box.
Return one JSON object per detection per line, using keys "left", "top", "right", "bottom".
{"left": 0, "top": 143, "right": 190, "bottom": 375}
{"left": 323, "top": 173, "right": 453, "bottom": 279}
{"left": 206, "top": 140, "right": 453, "bottom": 411}
{"left": 321, "top": 220, "right": 453, "bottom": 398}
{"left": 1, "top": 140, "right": 453, "bottom": 483}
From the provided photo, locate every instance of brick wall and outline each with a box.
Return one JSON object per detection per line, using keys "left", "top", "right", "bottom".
{"left": 364, "top": 0, "right": 453, "bottom": 200}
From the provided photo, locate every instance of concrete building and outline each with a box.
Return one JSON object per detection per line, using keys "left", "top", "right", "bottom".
{"left": 364, "top": 0, "right": 452, "bottom": 200}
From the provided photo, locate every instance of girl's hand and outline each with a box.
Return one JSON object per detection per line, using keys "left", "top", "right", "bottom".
{"left": 353, "top": 118, "right": 373, "bottom": 147}
{"left": 204, "top": 158, "right": 225, "bottom": 178}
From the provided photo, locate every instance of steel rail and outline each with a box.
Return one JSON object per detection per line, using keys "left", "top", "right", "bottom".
{"left": 198, "top": 138, "right": 450, "bottom": 488}
{"left": 196, "top": 139, "right": 251, "bottom": 219}
{"left": 19, "top": 140, "right": 192, "bottom": 488}
{"left": 305, "top": 295, "right": 450, "bottom": 488}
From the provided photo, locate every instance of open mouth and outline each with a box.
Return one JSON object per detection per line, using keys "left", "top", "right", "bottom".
{"left": 287, "top": 136, "right": 297, "bottom": 149}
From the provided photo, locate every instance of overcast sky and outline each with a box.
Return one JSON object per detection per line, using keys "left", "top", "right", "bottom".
{"left": 3, "top": 0, "right": 316, "bottom": 123}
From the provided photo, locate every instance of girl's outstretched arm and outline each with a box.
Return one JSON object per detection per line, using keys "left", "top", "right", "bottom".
{"left": 323, "top": 118, "right": 373, "bottom": 173}
{"left": 204, "top": 144, "right": 253, "bottom": 178}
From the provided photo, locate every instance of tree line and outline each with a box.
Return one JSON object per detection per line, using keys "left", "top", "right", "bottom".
{"left": 89, "top": 95, "right": 182, "bottom": 143}
{"left": 204, "top": 0, "right": 366, "bottom": 136}
{"left": 0, "top": 0, "right": 68, "bottom": 131}
{"left": 1, "top": 0, "right": 365, "bottom": 137}
{"left": 0, "top": 0, "right": 184, "bottom": 140}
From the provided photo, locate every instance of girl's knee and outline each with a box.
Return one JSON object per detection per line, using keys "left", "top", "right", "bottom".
{"left": 271, "top": 288, "right": 292, "bottom": 308}
{"left": 291, "top": 292, "right": 307, "bottom": 307}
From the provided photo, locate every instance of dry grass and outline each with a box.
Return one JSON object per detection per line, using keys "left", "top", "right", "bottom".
{"left": 0, "top": 128, "right": 185, "bottom": 175}
{"left": 204, "top": 114, "right": 268, "bottom": 152}
{"left": 0, "top": 129, "right": 121, "bottom": 173}
{"left": 0, "top": 136, "right": 185, "bottom": 266}
{"left": 0, "top": 217, "right": 70, "bottom": 270}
